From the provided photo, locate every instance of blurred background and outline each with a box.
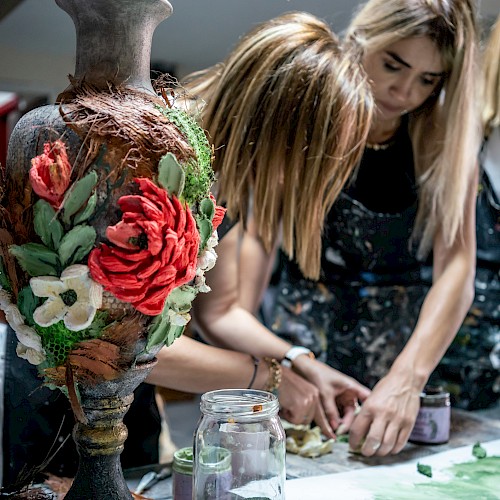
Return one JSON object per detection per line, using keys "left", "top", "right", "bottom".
{"left": 0, "top": 0, "right": 496, "bottom": 166}
{"left": 0, "top": 0, "right": 498, "bottom": 100}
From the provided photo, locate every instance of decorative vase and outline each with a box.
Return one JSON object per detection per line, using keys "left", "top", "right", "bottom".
{"left": 2, "top": 0, "right": 220, "bottom": 498}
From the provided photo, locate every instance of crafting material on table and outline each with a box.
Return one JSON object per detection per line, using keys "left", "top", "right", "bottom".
{"left": 285, "top": 439, "right": 500, "bottom": 499}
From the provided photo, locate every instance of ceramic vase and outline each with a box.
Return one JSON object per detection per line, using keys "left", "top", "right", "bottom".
{"left": 5, "top": 1, "right": 175, "bottom": 498}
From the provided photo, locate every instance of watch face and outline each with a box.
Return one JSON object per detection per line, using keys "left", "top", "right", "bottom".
{"left": 286, "top": 346, "right": 314, "bottom": 361}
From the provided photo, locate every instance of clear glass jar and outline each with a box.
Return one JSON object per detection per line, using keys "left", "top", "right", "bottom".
{"left": 193, "top": 389, "right": 286, "bottom": 500}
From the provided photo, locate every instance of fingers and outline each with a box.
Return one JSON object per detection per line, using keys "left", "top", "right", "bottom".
{"left": 362, "top": 419, "right": 414, "bottom": 457}
{"left": 312, "top": 401, "right": 335, "bottom": 439}
{"left": 349, "top": 410, "right": 416, "bottom": 457}
{"left": 392, "top": 420, "right": 415, "bottom": 454}
{"left": 348, "top": 410, "right": 373, "bottom": 454}
{"left": 337, "top": 401, "right": 357, "bottom": 432}
{"left": 278, "top": 368, "right": 320, "bottom": 425}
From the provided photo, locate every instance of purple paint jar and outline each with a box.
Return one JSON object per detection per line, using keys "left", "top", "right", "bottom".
{"left": 409, "top": 386, "right": 451, "bottom": 445}
{"left": 172, "top": 447, "right": 193, "bottom": 500}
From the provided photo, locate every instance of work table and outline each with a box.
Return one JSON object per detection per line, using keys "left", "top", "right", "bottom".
{"left": 122, "top": 406, "right": 500, "bottom": 498}
{"left": 285, "top": 407, "right": 500, "bottom": 479}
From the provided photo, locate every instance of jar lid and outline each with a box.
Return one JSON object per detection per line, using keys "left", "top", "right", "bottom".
{"left": 198, "top": 446, "right": 232, "bottom": 473}
{"left": 173, "top": 447, "right": 193, "bottom": 475}
{"left": 419, "top": 385, "right": 450, "bottom": 406}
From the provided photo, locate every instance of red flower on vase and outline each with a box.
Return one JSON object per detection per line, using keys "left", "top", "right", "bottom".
{"left": 29, "top": 140, "right": 72, "bottom": 209}
{"left": 210, "top": 193, "right": 226, "bottom": 231}
{"left": 88, "top": 178, "right": 200, "bottom": 315}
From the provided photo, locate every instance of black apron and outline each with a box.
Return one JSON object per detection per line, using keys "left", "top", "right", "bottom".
{"left": 267, "top": 126, "right": 429, "bottom": 389}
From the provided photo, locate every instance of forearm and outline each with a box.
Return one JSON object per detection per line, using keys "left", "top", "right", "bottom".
{"left": 193, "top": 220, "right": 292, "bottom": 360}
{"left": 392, "top": 170, "right": 477, "bottom": 387}
{"left": 392, "top": 258, "right": 474, "bottom": 387}
{"left": 194, "top": 304, "right": 292, "bottom": 360}
{"left": 146, "top": 335, "right": 269, "bottom": 393}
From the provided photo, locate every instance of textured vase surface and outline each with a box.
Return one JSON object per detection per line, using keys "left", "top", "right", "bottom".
{"left": 4, "top": 1, "right": 175, "bottom": 498}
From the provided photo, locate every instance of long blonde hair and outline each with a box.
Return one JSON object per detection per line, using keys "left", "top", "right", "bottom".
{"left": 483, "top": 15, "right": 500, "bottom": 136}
{"left": 346, "top": 0, "right": 481, "bottom": 257}
{"left": 183, "top": 12, "right": 373, "bottom": 279}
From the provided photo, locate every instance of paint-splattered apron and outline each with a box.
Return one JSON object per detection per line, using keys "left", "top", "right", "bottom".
{"left": 267, "top": 132, "right": 426, "bottom": 390}
{"left": 267, "top": 134, "right": 500, "bottom": 409}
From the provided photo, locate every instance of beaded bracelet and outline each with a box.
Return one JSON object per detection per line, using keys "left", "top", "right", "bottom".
{"left": 247, "top": 356, "right": 260, "bottom": 389}
{"left": 263, "top": 357, "right": 282, "bottom": 393}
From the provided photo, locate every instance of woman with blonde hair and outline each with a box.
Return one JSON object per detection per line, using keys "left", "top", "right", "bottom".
{"left": 264, "top": 0, "right": 481, "bottom": 455}
{"left": 431, "top": 14, "right": 500, "bottom": 410}
{"left": 154, "top": 11, "right": 375, "bottom": 437}
{"left": 194, "top": 0, "right": 481, "bottom": 457}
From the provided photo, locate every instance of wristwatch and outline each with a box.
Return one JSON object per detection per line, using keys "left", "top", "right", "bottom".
{"left": 281, "top": 346, "right": 315, "bottom": 368}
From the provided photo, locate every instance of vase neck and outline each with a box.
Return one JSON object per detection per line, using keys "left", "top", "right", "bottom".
{"left": 56, "top": 0, "right": 173, "bottom": 95}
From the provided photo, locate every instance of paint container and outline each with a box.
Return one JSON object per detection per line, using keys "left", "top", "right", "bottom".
{"left": 172, "top": 447, "right": 193, "bottom": 500}
{"left": 409, "top": 386, "right": 451, "bottom": 445}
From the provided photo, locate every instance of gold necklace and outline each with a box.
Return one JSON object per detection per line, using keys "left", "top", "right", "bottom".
{"left": 366, "top": 141, "right": 392, "bottom": 151}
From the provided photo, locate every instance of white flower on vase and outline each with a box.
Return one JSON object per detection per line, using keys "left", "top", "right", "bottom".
{"left": 197, "top": 233, "right": 218, "bottom": 272}
{"left": 16, "top": 342, "right": 46, "bottom": 365}
{"left": 0, "top": 288, "right": 46, "bottom": 365}
{"left": 30, "top": 264, "right": 103, "bottom": 332}
{"left": 194, "top": 273, "right": 211, "bottom": 293}
{"left": 195, "top": 231, "right": 219, "bottom": 294}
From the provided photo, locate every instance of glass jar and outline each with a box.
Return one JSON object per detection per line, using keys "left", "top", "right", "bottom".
{"left": 409, "top": 386, "right": 451, "bottom": 445}
{"left": 194, "top": 389, "right": 286, "bottom": 500}
{"left": 172, "top": 447, "right": 193, "bottom": 500}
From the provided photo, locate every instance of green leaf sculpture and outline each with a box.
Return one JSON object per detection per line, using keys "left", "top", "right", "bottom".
{"left": 199, "top": 197, "right": 215, "bottom": 220}
{"left": 17, "top": 286, "right": 41, "bottom": 326}
{"left": 146, "top": 285, "right": 198, "bottom": 351}
{"left": 62, "top": 171, "right": 98, "bottom": 225}
{"left": 9, "top": 243, "right": 61, "bottom": 277}
{"left": 33, "top": 199, "right": 63, "bottom": 251}
{"left": 197, "top": 218, "right": 213, "bottom": 250}
{"left": 58, "top": 225, "right": 97, "bottom": 266}
{"left": 157, "top": 152, "right": 185, "bottom": 198}
{"left": 74, "top": 191, "right": 97, "bottom": 225}
{"left": 472, "top": 442, "right": 487, "bottom": 459}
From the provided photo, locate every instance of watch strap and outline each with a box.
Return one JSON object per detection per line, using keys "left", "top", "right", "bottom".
{"left": 281, "top": 346, "right": 314, "bottom": 368}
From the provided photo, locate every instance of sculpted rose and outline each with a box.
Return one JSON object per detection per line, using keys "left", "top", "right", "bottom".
{"left": 29, "top": 140, "right": 72, "bottom": 209}
{"left": 88, "top": 178, "right": 200, "bottom": 315}
{"left": 210, "top": 193, "right": 226, "bottom": 231}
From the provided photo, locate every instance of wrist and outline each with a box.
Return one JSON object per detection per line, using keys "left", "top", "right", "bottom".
{"left": 390, "top": 357, "right": 428, "bottom": 392}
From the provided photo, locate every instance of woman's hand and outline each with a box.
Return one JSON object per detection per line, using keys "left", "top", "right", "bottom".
{"left": 278, "top": 367, "right": 336, "bottom": 438}
{"left": 348, "top": 369, "right": 421, "bottom": 456}
{"left": 292, "top": 356, "right": 371, "bottom": 435}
